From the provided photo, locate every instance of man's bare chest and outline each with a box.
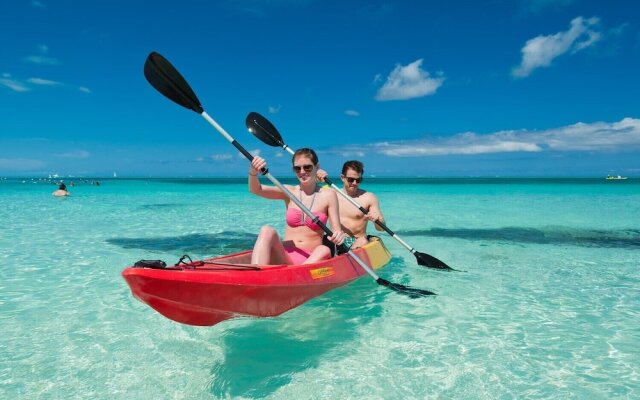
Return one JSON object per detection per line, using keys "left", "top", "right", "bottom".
{"left": 338, "top": 195, "right": 369, "bottom": 219}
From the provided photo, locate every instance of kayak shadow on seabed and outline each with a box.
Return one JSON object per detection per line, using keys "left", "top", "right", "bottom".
{"left": 106, "top": 231, "right": 257, "bottom": 256}
{"left": 206, "top": 256, "right": 406, "bottom": 399}
{"left": 398, "top": 226, "right": 640, "bottom": 248}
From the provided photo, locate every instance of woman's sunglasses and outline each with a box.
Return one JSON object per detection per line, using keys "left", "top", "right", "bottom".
{"left": 345, "top": 177, "right": 362, "bottom": 184}
{"left": 292, "top": 164, "right": 314, "bottom": 173}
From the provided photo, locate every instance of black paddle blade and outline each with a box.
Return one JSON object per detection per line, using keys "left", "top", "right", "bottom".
{"left": 414, "top": 251, "right": 455, "bottom": 271}
{"left": 144, "top": 52, "right": 204, "bottom": 114}
{"left": 245, "top": 112, "right": 285, "bottom": 147}
{"left": 377, "top": 278, "right": 436, "bottom": 298}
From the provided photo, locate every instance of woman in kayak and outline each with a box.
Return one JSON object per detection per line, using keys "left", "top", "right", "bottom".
{"left": 249, "top": 148, "right": 346, "bottom": 265}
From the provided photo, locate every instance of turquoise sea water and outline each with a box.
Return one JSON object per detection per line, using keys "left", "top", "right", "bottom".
{"left": 1, "top": 177, "right": 639, "bottom": 399}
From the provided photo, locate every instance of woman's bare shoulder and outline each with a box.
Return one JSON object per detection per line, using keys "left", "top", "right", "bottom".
{"left": 319, "top": 186, "right": 337, "bottom": 199}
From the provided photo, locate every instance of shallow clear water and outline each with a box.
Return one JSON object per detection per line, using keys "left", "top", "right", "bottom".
{"left": 1, "top": 178, "right": 638, "bottom": 399}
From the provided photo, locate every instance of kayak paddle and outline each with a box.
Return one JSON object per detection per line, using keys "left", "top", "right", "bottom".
{"left": 143, "top": 51, "right": 435, "bottom": 297}
{"left": 246, "top": 111, "right": 455, "bottom": 271}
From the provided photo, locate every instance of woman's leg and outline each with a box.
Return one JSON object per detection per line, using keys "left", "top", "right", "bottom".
{"left": 303, "top": 245, "right": 332, "bottom": 264}
{"left": 251, "top": 226, "right": 292, "bottom": 265}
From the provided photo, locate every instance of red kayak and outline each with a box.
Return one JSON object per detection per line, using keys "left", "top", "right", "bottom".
{"left": 122, "top": 238, "right": 391, "bottom": 326}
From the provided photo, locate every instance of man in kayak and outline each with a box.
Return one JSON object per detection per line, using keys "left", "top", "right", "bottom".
{"left": 317, "top": 160, "right": 385, "bottom": 249}
{"left": 52, "top": 182, "right": 70, "bottom": 197}
{"left": 248, "top": 148, "right": 346, "bottom": 265}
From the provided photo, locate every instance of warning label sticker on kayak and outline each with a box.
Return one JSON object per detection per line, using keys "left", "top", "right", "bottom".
{"left": 310, "top": 267, "right": 335, "bottom": 279}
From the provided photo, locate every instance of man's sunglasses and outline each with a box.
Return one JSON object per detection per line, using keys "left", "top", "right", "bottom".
{"left": 345, "top": 176, "right": 362, "bottom": 184}
{"left": 292, "top": 164, "right": 314, "bottom": 173}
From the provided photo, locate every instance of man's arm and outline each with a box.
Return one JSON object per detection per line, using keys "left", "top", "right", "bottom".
{"left": 366, "top": 193, "right": 385, "bottom": 231}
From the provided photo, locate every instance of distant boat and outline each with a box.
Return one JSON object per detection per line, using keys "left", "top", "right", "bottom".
{"left": 606, "top": 175, "right": 628, "bottom": 180}
{"left": 113, "top": 172, "right": 117, "bottom": 178}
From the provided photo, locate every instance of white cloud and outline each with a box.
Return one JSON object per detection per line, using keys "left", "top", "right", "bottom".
{"left": 54, "top": 150, "right": 90, "bottom": 159}
{"left": 375, "top": 59, "right": 444, "bottom": 101}
{"left": 538, "top": 118, "right": 640, "bottom": 151}
{"left": 0, "top": 158, "right": 45, "bottom": 170}
{"left": 335, "top": 118, "right": 640, "bottom": 157}
{"left": 25, "top": 44, "right": 59, "bottom": 65}
{"left": 512, "top": 16, "right": 601, "bottom": 78}
{"left": 519, "top": 0, "right": 575, "bottom": 15}
{"left": 268, "top": 105, "right": 281, "bottom": 114}
{"left": 27, "top": 77, "right": 62, "bottom": 86}
{"left": 210, "top": 153, "right": 233, "bottom": 161}
{"left": 0, "top": 76, "right": 30, "bottom": 92}
{"left": 245, "top": 149, "right": 261, "bottom": 158}
{"left": 345, "top": 110, "right": 360, "bottom": 117}
{"left": 373, "top": 132, "right": 542, "bottom": 156}
{"left": 25, "top": 55, "right": 60, "bottom": 65}
{"left": 340, "top": 150, "right": 366, "bottom": 157}
{"left": 1, "top": 74, "right": 90, "bottom": 94}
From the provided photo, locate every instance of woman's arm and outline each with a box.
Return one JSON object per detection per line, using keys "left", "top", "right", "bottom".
{"left": 325, "top": 190, "right": 345, "bottom": 244}
{"left": 248, "top": 156, "right": 289, "bottom": 200}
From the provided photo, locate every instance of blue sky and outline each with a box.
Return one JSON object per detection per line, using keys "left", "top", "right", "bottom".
{"left": 1, "top": 0, "right": 639, "bottom": 177}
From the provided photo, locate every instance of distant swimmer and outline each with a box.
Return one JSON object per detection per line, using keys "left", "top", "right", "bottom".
{"left": 52, "top": 182, "right": 70, "bottom": 197}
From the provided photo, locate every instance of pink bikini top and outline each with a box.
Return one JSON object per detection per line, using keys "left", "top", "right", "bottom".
{"left": 285, "top": 188, "right": 328, "bottom": 231}
{"left": 286, "top": 208, "right": 328, "bottom": 231}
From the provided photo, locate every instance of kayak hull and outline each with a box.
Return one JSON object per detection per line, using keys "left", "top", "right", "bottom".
{"left": 122, "top": 238, "right": 391, "bottom": 326}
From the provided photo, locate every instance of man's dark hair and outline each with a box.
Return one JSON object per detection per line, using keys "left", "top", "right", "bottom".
{"left": 342, "top": 160, "right": 364, "bottom": 175}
